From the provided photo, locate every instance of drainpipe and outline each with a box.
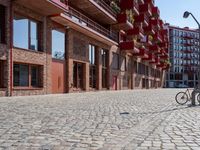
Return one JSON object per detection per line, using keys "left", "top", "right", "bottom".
{"left": 9, "top": 1, "right": 13, "bottom": 96}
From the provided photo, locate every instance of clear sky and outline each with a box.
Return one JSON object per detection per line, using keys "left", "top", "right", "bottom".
{"left": 155, "top": 0, "right": 200, "bottom": 29}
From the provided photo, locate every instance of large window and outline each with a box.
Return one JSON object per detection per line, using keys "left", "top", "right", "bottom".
{"left": 0, "top": 5, "right": 6, "bottom": 44}
{"left": 14, "top": 14, "right": 39, "bottom": 50}
{"left": 102, "top": 49, "right": 108, "bottom": 89}
{"left": 89, "top": 44, "right": 96, "bottom": 88}
{"left": 14, "top": 64, "right": 42, "bottom": 87}
{"left": 52, "top": 30, "right": 65, "bottom": 59}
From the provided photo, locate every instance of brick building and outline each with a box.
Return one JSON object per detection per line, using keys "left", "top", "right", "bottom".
{"left": 165, "top": 25, "right": 200, "bottom": 88}
{"left": 0, "top": 0, "right": 169, "bottom": 96}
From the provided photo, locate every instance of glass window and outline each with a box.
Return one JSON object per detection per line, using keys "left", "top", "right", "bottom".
{"left": 52, "top": 30, "right": 65, "bottom": 60}
{"left": 14, "top": 64, "right": 29, "bottom": 87}
{"left": 0, "top": 5, "right": 6, "bottom": 44}
{"left": 14, "top": 14, "right": 39, "bottom": 50}
{"left": 14, "top": 64, "right": 42, "bottom": 87}
{"left": 89, "top": 44, "right": 95, "bottom": 65}
{"left": 31, "top": 66, "right": 39, "bottom": 87}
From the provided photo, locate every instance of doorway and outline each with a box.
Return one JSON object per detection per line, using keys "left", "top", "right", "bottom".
{"left": 73, "top": 62, "right": 84, "bottom": 89}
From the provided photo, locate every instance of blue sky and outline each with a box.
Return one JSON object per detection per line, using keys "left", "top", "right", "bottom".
{"left": 155, "top": 0, "right": 200, "bottom": 29}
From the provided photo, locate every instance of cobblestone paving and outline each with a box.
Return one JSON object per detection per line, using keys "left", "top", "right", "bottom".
{"left": 0, "top": 89, "right": 200, "bottom": 150}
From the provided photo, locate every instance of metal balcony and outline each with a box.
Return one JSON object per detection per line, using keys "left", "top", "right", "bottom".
{"left": 68, "top": 0, "right": 117, "bottom": 24}
{"left": 134, "top": 14, "right": 149, "bottom": 26}
{"left": 143, "top": 25, "right": 155, "bottom": 35}
{"left": 139, "top": 3, "right": 152, "bottom": 16}
{"left": 120, "top": 41, "right": 140, "bottom": 54}
{"left": 126, "top": 27, "right": 144, "bottom": 39}
{"left": 142, "top": 53, "right": 155, "bottom": 62}
{"left": 113, "top": 13, "right": 133, "bottom": 30}
{"left": 152, "top": 7, "right": 160, "bottom": 18}
{"left": 51, "top": 6, "right": 118, "bottom": 45}
{"left": 120, "top": 0, "right": 139, "bottom": 15}
{"left": 132, "top": 48, "right": 149, "bottom": 58}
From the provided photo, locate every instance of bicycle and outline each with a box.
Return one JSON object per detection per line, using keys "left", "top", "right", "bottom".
{"left": 175, "top": 88, "right": 200, "bottom": 105}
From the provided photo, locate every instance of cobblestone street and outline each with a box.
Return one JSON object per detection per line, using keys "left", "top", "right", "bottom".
{"left": 0, "top": 89, "right": 200, "bottom": 150}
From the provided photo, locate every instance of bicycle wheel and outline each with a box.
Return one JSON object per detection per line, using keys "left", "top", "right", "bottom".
{"left": 197, "top": 94, "right": 200, "bottom": 103}
{"left": 175, "top": 92, "right": 189, "bottom": 105}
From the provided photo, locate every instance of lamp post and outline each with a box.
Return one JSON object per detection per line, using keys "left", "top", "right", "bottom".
{"left": 183, "top": 11, "right": 200, "bottom": 88}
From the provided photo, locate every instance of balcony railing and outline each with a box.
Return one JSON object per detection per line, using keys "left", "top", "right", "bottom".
{"left": 65, "top": 6, "right": 118, "bottom": 42}
{"left": 93, "top": 0, "right": 117, "bottom": 17}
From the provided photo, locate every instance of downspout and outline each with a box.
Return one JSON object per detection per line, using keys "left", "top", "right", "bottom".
{"left": 9, "top": 1, "right": 13, "bottom": 96}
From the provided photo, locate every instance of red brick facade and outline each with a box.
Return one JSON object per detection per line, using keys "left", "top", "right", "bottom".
{"left": 0, "top": 0, "right": 168, "bottom": 97}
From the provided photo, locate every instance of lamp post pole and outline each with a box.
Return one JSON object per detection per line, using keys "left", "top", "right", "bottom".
{"left": 183, "top": 11, "right": 200, "bottom": 88}
{"left": 183, "top": 11, "right": 200, "bottom": 105}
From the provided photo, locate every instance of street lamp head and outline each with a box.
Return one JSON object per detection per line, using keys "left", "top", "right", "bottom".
{"left": 183, "top": 11, "right": 190, "bottom": 18}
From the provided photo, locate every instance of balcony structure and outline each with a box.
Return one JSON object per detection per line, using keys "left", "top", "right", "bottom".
{"left": 120, "top": 0, "right": 139, "bottom": 15}
{"left": 150, "top": 19, "right": 160, "bottom": 30}
{"left": 126, "top": 27, "right": 144, "bottom": 39}
{"left": 120, "top": 41, "right": 140, "bottom": 54}
{"left": 143, "top": 25, "right": 155, "bottom": 35}
{"left": 51, "top": 6, "right": 118, "bottom": 45}
{"left": 153, "top": 32, "right": 162, "bottom": 43}
{"left": 139, "top": 3, "right": 152, "bottom": 16}
{"left": 134, "top": 14, "right": 149, "bottom": 27}
{"left": 113, "top": 13, "right": 134, "bottom": 30}
{"left": 150, "top": 56, "right": 160, "bottom": 64}
{"left": 149, "top": 45, "right": 161, "bottom": 53}
{"left": 152, "top": 6, "right": 160, "bottom": 18}
{"left": 68, "top": 0, "right": 117, "bottom": 24}
{"left": 15, "top": 0, "right": 68, "bottom": 15}
{"left": 132, "top": 48, "right": 149, "bottom": 58}
{"left": 142, "top": 53, "right": 155, "bottom": 62}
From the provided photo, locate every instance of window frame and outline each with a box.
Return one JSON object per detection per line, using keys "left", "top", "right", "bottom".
{"left": 13, "top": 14, "right": 40, "bottom": 51}
{"left": 13, "top": 63, "right": 43, "bottom": 88}
{"left": 89, "top": 44, "right": 96, "bottom": 88}
{"left": 0, "top": 61, "right": 4, "bottom": 88}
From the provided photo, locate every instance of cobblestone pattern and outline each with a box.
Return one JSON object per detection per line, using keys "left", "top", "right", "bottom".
{"left": 0, "top": 89, "right": 199, "bottom": 149}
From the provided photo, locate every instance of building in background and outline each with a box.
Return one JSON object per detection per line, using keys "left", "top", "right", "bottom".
{"left": 0, "top": 0, "right": 169, "bottom": 97}
{"left": 165, "top": 24, "right": 200, "bottom": 88}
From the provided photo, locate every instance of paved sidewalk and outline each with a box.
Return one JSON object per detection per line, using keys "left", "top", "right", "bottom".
{"left": 0, "top": 89, "right": 200, "bottom": 150}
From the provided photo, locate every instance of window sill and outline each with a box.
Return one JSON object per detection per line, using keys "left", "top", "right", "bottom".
{"left": 13, "top": 87, "right": 43, "bottom": 90}
{"left": 13, "top": 47, "right": 44, "bottom": 54}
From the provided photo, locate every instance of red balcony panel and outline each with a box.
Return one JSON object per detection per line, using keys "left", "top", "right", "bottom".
{"left": 120, "top": 41, "right": 140, "bottom": 54}
{"left": 158, "top": 42, "right": 168, "bottom": 48}
{"left": 152, "top": 7, "right": 160, "bottom": 18}
{"left": 127, "top": 27, "right": 144, "bottom": 39}
{"left": 143, "top": 25, "right": 155, "bottom": 35}
{"left": 114, "top": 14, "right": 133, "bottom": 30}
{"left": 120, "top": 0, "right": 139, "bottom": 15}
{"left": 149, "top": 45, "right": 160, "bottom": 52}
{"left": 159, "top": 20, "right": 164, "bottom": 28}
{"left": 139, "top": 4, "right": 152, "bottom": 16}
{"left": 142, "top": 53, "right": 155, "bottom": 61}
{"left": 156, "top": 62, "right": 165, "bottom": 68}
{"left": 160, "top": 54, "right": 169, "bottom": 59}
{"left": 153, "top": 32, "right": 163, "bottom": 43}
{"left": 134, "top": 14, "right": 149, "bottom": 26}
{"left": 133, "top": 48, "right": 149, "bottom": 58}
{"left": 150, "top": 19, "right": 160, "bottom": 29}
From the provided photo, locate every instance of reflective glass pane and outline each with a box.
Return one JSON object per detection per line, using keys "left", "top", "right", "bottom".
{"left": 52, "top": 30, "right": 65, "bottom": 60}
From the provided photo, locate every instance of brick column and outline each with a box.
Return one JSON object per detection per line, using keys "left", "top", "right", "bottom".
{"left": 96, "top": 47, "right": 102, "bottom": 90}
{"left": 84, "top": 62, "right": 90, "bottom": 91}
